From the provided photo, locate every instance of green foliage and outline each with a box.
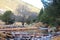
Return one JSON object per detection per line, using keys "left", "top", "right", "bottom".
{"left": 26, "top": 19, "right": 30, "bottom": 25}
{"left": 38, "top": 0, "right": 60, "bottom": 26}
{"left": 1, "top": 10, "right": 15, "bottom": 25}
{"left": 38, "top": 8, "right": 43, "bottom": 21}
{"left": 0, "top": 14, "right": 2, "bottom": 20}
{"left": 26, "top": 17, "right": 37, "bottom": 25}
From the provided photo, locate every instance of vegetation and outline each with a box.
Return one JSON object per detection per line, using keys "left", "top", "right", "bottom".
{"left": 1, "top": 10, "right": 15, "bottom": 25}
{"left": 0, "top": 14, "right": 2, "bottom": 20}
{"left": 0, "top": 32, "right": 14, "bottom": 40}
{"left": 38, "top": 0, "right": 60, "bottom": 26}
{"left": 26, "top": 16, "right": 37, "bottom": 25}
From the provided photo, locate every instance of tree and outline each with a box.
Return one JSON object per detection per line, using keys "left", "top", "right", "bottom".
{"left": 16, "top": 5, "right": 30, "bottom": 26}
{"left": 38, "top": 0, "right": 60, "bottom": 26}
{"left": 0, "top": 14, "right": 2, "bottom": 20}
{"left": 38, "top": 8, "right": 43, "bottom": 21}
{"left": 1, "top": 10, "right": 15, "bottom": 25}
{"left": 26, "top": 16, "right": 37, "bottom": 25}
{"left": 44, "top": 0, "right": 60, "bottom": 26}
{"left": 16, "top": 4, "right": 37, "bottom": 26}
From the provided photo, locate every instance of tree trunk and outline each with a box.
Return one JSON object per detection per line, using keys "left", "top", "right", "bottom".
{"left": 22, "top": 22, "right": 24, "bottom": 27}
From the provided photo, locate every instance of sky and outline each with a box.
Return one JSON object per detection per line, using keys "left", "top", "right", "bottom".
{"left": 22, "top": 0, "right": 43, "bottom": 9}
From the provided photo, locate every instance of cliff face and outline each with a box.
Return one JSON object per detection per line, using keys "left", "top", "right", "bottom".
{"left": 0, "top": 0, "right": 40, "bottom": 14}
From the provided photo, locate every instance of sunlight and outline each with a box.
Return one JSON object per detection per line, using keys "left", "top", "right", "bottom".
{"left": 22, "top": 0, "right": 43, "bottom": 9}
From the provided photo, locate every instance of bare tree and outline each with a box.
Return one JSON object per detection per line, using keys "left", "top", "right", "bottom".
{"left": 16, "top": 4, "right": 38, "bottom": 27}
{"left": 16, "top": 4, "right": 31, "bottom": 27}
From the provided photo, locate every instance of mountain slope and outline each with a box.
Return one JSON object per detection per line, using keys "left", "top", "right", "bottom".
{"left": 0, "top": 0, "right": 40, "bottom": 13}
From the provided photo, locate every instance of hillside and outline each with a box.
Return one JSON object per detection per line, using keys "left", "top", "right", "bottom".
{"left": 0, "top": 0, "right": 40, "bottom": 14}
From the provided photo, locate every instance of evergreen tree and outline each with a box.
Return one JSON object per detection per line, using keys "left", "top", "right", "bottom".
{"left": 38, "top": 0, "right": 60, "bottom": 26}
{"left": 1, "top": 10, "right": 15, "bottom": 25}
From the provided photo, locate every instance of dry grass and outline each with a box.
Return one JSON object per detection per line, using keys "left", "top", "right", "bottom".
{"left": 32, "top": 22, "right": 43, "bottom": 27}
{"left": 0, "top": 32, "right": 13, "bottom": 40}
{"left": 52, "top": 36, "right": 60, "bottom": 40}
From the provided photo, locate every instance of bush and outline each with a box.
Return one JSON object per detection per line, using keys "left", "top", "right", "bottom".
{"left": 1, "top": 10, "right": 15, "bottom": 25}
